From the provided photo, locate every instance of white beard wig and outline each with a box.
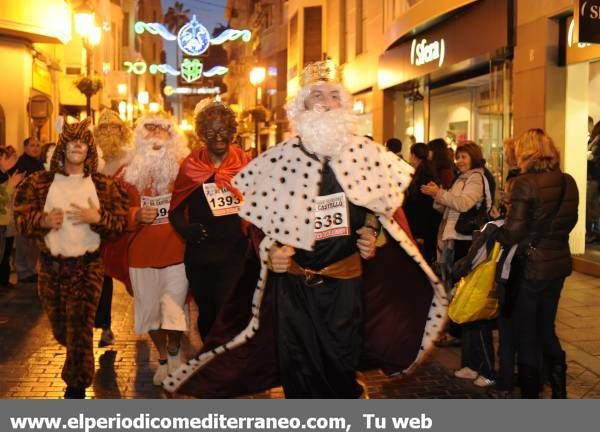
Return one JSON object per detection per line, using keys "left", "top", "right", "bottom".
{"left": 123, "top": 116, "right": 189, "bottom": 195}
{"left": 286, "top": 82, "right": 357, "bottom": 158}
{"left": 293, "top": 108, "right": 356, "bottom": 158}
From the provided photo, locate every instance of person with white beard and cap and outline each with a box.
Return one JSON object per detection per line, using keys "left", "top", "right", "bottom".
{"left": 164, "top": 61, "right": 447, "bottom": 399}
{"left": 117, "top": 112, "right": 190, "bottom": 385}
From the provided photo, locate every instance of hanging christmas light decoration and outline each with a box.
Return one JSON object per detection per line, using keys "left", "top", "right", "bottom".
{"left": 134, "top": 21, "right": 177, "bottom": 40}
{"left": 124, "top": 61, "right": 228, "bottom": 82}
{"left": 127, "top": 15, "right": 247, "bottom": 81}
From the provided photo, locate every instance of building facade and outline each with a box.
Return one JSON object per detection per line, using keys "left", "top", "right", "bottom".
{"left": 224, "top": 0, "right": 288, "bottom": 151}
{"left": 280, "top": 0, "right": 590, "bottom": 257}
{"left": 0, "top": 0, "right": 71, "bottom": 149}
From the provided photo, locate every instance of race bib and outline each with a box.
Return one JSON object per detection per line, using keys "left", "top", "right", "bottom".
{"left": 314, "top": 192, "right": 350, "bottom": 241}
{"left": 203, "top": 183, "right": 242, "bottom": 217}
{"left": 141, "top": 193, "right": 171, "bottom": 225}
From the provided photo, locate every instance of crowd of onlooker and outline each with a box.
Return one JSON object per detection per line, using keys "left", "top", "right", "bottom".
{"left": 0, "top": 137, "right": 50, "bottom": 324}
{"left": 386, "top": 129, "right": 578, "bottom": 399}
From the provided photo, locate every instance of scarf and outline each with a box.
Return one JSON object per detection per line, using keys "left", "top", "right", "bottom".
{"left": 170, "top": 145, "right": 249, "bottom": 211}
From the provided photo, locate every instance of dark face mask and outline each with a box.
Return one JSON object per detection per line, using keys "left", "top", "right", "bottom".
{"left": 203, "top": 119, "right": 233, "bottom": 156}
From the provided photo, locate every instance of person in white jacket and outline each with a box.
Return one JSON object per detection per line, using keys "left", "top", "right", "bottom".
{"left": 422, "top": 141, "right": 495, "bottom": 388}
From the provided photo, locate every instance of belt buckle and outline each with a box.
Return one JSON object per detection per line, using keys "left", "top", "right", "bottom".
{"left": 304, "top": 270, "right": 325, "bottom": 287}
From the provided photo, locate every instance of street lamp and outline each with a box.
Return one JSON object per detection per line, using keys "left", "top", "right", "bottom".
{"left": 249, "top": 66, "right": 266, "bottom": 153}
{"left": 74, "top": 2, "right": 101, "bottom": 118}
{"left": 74, "top": 3, "right": 94, "bottom": 37}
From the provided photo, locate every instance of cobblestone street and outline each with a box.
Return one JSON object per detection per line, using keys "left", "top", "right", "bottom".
{"left": 1, "top": 272, "right": 600, "bottom": 399}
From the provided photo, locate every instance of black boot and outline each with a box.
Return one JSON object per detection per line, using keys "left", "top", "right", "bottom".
{"left": 64, "top": 386, "right": 86, "bottom": 399}
{"left": 549, "top": 363, "right": 567, "bottom": 399}
{"left": 518, "top": 364, "right": 540, "bottom": 399}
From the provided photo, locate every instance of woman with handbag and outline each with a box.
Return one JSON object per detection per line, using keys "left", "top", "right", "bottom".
{"left": 496, "top": 129, "right": 578, "bottom": 398}
{"left": 422, "top": 142, "right": 495, "bottom": 387}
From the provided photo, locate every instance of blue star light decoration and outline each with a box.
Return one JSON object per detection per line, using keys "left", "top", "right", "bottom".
{"left": 132, "top": 15, "right": 251, "bottom": 82}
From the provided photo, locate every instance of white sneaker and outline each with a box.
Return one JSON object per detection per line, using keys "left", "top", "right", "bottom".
{"left": 153, "top": 362, "right": 168, "bottom": 386}
{"left": 454, "top": 367, "right": 479, "bottom": 380}
{"left": 473, "top": 376, "right": 496, "bottom": 388}
{"left": 167, "top": 350, "right": 184, "bottom": 374}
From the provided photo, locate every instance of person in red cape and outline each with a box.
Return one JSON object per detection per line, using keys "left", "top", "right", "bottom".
{"left": 169, "top": 100, "right": 250, "bottom": 340}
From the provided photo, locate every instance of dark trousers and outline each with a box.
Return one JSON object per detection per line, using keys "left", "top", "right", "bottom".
{"left": 38, "top": 254, "right": 103, "bottom": 388}
{"left": 496, "top": 313, "right": 515, "bottom": 390}
{"left": 274, "top": 273, "right": 363, "bottom": 398}
{"left": 94, "top": 276, "right": 113, "bottom": 329}
{"left": 495, "top": 261, "right": 522, "bottom": 391}
{"left": 515, "top": 278, "right": 566, "bottom": 368}
{"left": 461, "top": 319, "right": 496, "bottom": 378}
{"left": 0, "top": 235, "right": 13, "bottom": 285}
{"left": 185, "top": 244, "right": 247, "bottom": 340}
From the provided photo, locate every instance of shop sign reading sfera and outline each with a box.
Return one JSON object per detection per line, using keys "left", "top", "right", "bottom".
{"left": 410, "top": 37, "right": 446, "bottom": 67}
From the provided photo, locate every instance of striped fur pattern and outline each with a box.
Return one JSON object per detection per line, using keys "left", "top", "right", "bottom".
{"left": 38, "top": 255, "right": 104, "bottom": 388}
{"left": 51, "top": 118, "right": 98, "bottom": 176}
{"left": 12, "top": 143, "right": 128, "bottom": 391}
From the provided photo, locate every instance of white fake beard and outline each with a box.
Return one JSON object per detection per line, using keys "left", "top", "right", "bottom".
{"left": 293, "top": 108, "right": 356, "bottom": 158}
{"left": 123, "top": 137, "right": 181, "bottom": 195}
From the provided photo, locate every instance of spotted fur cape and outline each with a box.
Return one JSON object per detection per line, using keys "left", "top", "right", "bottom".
{"left": 164, "top": 136, "right": 448, "bottom": 397}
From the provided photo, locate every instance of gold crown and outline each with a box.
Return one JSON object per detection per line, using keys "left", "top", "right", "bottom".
{"left": 97, "top": 109, "right": 123, "bottom": 125}
{"left": 300, "top": 60, "right": 340, "bottom": 87}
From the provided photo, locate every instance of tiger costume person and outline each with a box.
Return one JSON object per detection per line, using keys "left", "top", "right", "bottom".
{"left": 13, "top": 119, "right": 129, "bottom": 398}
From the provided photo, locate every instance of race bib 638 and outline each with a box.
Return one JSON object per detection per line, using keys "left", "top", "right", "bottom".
{"left": 313, "top": 192, "right": 350, "bottom": 241}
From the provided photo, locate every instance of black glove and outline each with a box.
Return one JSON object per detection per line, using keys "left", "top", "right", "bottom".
{"left": 184, "top": 223, "right": 208, "bottom": 243}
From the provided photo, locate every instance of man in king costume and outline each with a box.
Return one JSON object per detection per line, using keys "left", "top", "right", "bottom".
{"left": 93, "top": 109, "right": 132, "bottom": 347}
{"left": 169, "top": 100, "right": 250, "bottom": 340}
{"left": 163, "top": 61, "right": 448, "bottom": 398}
{"left": 14, "top": 119, "right": 129, "bottom": 398}
{"left": 119, "top": 113, "right": 190, "bottom": 386}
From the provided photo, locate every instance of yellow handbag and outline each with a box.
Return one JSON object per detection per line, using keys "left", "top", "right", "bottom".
{"left": 448, "top": 242, "right": 501, "bottom": 324}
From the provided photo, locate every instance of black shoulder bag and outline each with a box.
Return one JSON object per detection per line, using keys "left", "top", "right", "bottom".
{"left": 455, "top": 173, "right": 490, "bottom": 236}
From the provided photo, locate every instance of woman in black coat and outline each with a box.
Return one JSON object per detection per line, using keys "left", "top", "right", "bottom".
{"left": 403, "top": 143, "right": 441, "bottom": 263}
{"left": 497, "top": 129, "right": 579, "bottom": 398}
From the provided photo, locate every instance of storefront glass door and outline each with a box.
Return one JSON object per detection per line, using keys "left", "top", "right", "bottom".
{"left": 428, "top": 62, "right": 511, "bottom": 189}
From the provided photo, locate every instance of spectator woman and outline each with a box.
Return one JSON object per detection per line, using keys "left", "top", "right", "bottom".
{"left": 403, "top": 143, "right": 440, "bottom": 263}
{"left": 428, "top": 138, "right": 455, "bottom": 189}
{"left": 497, "top": 129, "right": 578, "bottom": 398}
{"left": 421, "top": 142, "right": 495, "bottom": 387}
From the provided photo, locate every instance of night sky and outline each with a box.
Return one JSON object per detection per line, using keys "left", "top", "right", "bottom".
{"left": 161, "top": 0, "right": 228, "bottom": 87}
